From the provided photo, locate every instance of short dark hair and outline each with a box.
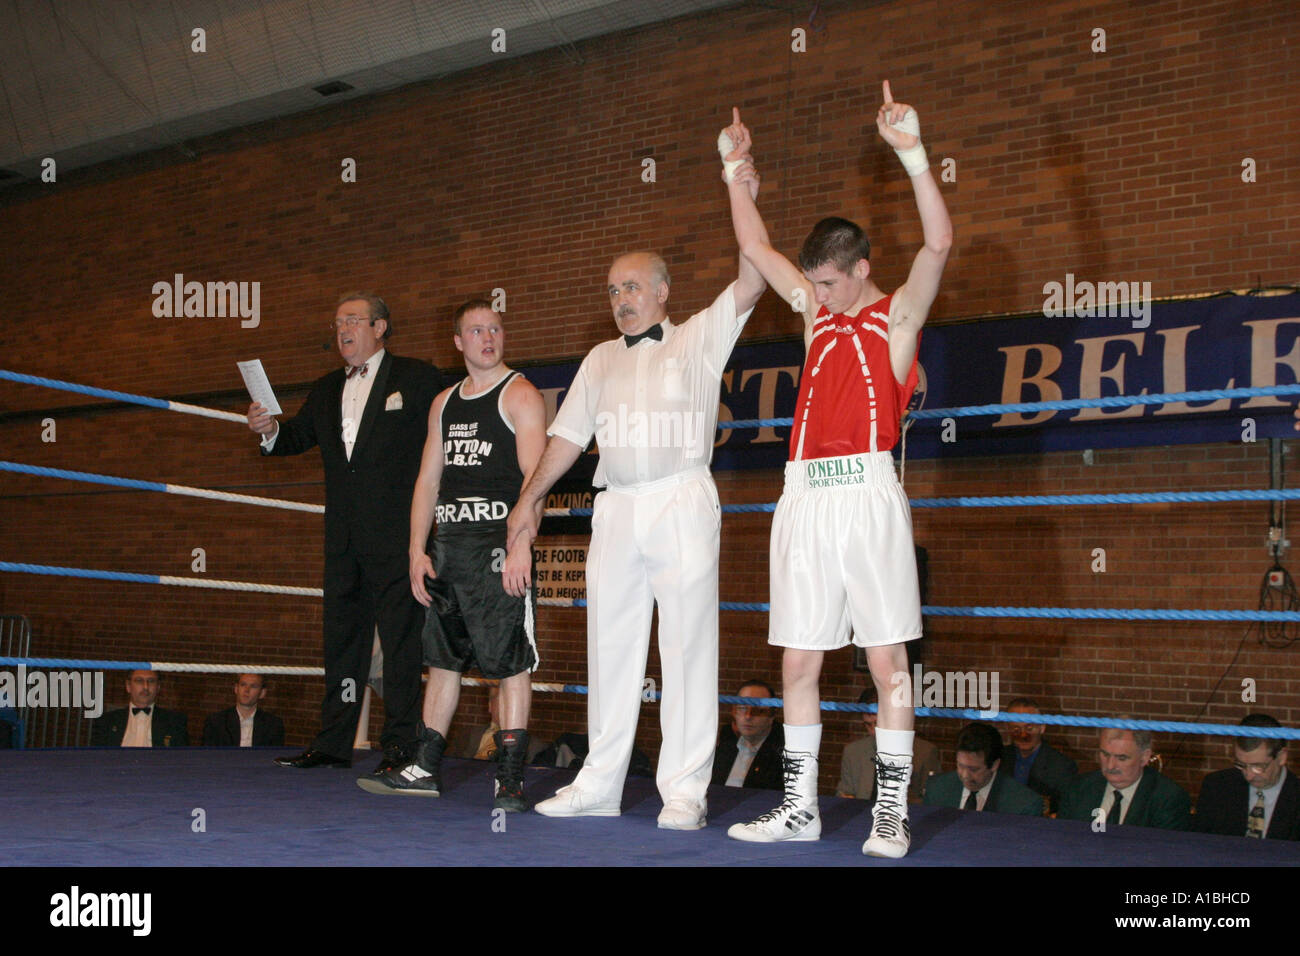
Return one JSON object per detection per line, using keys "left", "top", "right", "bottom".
{"left": 738, "top": 679, "right": 776, "bottom": 699}
{"left": 1007, "top": 697, "right": 1039, "bottom": 711}
{"left": 337, "top": 291, "right": 392, "bottom": 339}
{"left": 1238, "top": 713, "right": 1287, "bottom": 758}
{"left": 857, "top": 687, "right": 878, "bottom": 706}
{"left": 452, "top": 298, "right": 498, "bottom": 335}
{"left": 956, "top": 722, "right": 1003, "bottom": 768}
{"left": 798, "top": 217, "right": 871, "bottom": 274}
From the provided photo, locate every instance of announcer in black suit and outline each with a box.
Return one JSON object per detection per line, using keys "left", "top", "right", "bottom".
{"left": 91, "top": 669, "right": 189, "bottom": 747}
{"left": 711, "top": 680, "right": 784, "bottom": 790}
{"left": 202, "top": 673, "right": 285, "bottom": 747}
{"left": 249, "top": 292, "right": 441, "bottom": 773}
{"left": 1193, "top": 713, "right": 1300, "bottom": 840}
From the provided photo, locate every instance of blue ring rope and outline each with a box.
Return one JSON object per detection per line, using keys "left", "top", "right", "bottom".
{"left": 0, "top": 369, "right": 170, "bottom": 409}
{"left": 4, "top": 565, "right": 1291, "bottom": 621}
{"left": 8, "top": 367, "right": 1299, "bottom": 428}
{"left": 719, "top": 383, "right": 1300, "bottom": 429}
{"left": 539, "top": 490, "right": 1300, "bottom": 520}
{"left": 536, "top": 596, "right": 1300, "bottom": 620}
{"left": 0, "top": 563, "right": 159, "bottom": 585}
{"left": 13, "top": 462, "right": 1299, "bottom": 518}
{"left": 0, "top": 657, "right": 1291, "bottom": 740}
{"left": 0, "top": 461, "right": 166, "bottom": 494}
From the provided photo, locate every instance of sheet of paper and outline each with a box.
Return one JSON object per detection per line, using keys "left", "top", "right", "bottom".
{"left": 237, "top": 359, "right": 282, "bottom": 416}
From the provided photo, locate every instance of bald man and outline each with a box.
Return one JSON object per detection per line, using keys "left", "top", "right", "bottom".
{"left": 508, "top": 234, "right": 765, "bottom": 830}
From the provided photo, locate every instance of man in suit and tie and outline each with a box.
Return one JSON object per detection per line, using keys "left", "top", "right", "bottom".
{"left": 711, "top": 680, "right": 785, "bottom": 790}
{"left": 923, "top": 722, "right": 1043, "bottom": 815}
{"left": 1192, "top": 713, "right": 1300, "bottom": 840}
{"left": 202, "top": 673, "right": 285, "bottom": 747}
{"left": 248, "top": 292, "right": 441, "bottom": 774}
{"left": 91, "top": 669, "right": 189, "bottom": 747}
{"left": 837, "top": 687, "right": 940, "bottom": 802}
{"left": 1058, "top": 722, "right": 1191, "bottom": 830}
{"left": 1003, "top": 697, "right": 1077, "bottom": 814}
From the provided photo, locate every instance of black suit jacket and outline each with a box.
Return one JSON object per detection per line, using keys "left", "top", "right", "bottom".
{"left": 263, "top": 352, "right": 441, "bottom": 556}
{"left": 1192, "top": 767, "right": 1300, "bottom": 840}
{"left": 201, "top": 707, "right": 285, "bottom": 747}
{"left": 91, "top": 707, "right": 189, "bottom": 747}
{"left": 1007, "top": 741, "right": 1078, "bottom": 814}
{"left": 711, "top": 724, "right": 785, "bottom": 790}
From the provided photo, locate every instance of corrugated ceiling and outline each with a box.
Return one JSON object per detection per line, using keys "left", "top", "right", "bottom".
{"left": 0, "top": 0, "right": 742, "bottom": 180}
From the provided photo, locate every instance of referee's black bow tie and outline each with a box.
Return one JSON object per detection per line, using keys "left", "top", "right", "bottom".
{"left": 132, "top": 706, "right": 152, "bottom": 716}
{"left": 624, "top": 325, "right": 663, "bottom": 347}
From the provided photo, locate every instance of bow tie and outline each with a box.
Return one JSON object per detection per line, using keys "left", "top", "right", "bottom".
{"left": 132, "top": 706, "right": 152, "bottom": 717}
{"left": 346, "top": 362, "right": 370, "bottom": 379}
{"left": 624, "top": 325, "right": 663, "bottom": 347}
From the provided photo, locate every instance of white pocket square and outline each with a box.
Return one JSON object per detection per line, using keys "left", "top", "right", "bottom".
{"left": 385, "top": 392, "right": 403, "bottom": 411}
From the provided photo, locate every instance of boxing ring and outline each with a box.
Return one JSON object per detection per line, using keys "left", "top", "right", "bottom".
{"left": 3, "top": 368, "right": 1300, "bottom": 870}
{"left": 2, "top": 744, "right": 1297, "bottom": 867}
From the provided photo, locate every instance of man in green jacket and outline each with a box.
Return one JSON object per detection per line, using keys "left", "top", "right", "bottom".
{"left": 1058, "top": 723, "right": 1191, "bottom": 830}
{"left": 923, "top": 722, "right": 1043, "bottom": 815}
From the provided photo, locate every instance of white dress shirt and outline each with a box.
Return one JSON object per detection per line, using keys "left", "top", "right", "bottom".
{"left": 122, "top": 706, "right": 153, "bottom": 748}
{"left": 238, "top": 707, "right": 257, "bottom": 747}
{"left": 261, "top": 348, "right": 385, "bottom": 459}
{"left": 726, "top": 731, "right": 770, "bottom": 788}
{"left": 549, "top": 285, "right": 750, "bottom": 489}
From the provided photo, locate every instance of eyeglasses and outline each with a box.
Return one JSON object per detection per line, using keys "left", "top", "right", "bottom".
{"left": 332, "top": 315, "right": 373, "bottom": 330}
{"left": 733, "top": 705, "right": 773, "bottom": 718}
{"left": 1234, "top": 758, "right": 1276, "bottom": 775}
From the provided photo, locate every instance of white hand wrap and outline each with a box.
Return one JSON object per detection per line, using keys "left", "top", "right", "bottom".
{"left": 718, "top": 130, "right": 742, "bottom": 182}
{"left": 890, "top": 108, "right": 928, "bottom": 176}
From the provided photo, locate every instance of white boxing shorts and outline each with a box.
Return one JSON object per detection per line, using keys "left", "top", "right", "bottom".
{"left": 768, "top": 451, "right": 922, "bottom": 650}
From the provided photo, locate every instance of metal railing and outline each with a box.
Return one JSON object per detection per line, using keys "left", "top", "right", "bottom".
{"left": 0, "top": 615, "right": 30, "bottom": 747}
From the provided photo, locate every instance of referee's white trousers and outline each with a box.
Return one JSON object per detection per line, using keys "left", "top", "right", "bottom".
{"left": 572, "top": 466, "right": 721, "bottom": 808}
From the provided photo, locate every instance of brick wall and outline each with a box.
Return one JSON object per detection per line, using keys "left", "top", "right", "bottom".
{"left": 1, "top": 0, "right": 1296, "bottom": 804}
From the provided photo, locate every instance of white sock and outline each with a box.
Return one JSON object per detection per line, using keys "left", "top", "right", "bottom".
{"left": 784, "top": 722, "right": 822, "bottom": 756}
{"left": 875, "top": 727, "right": 914, "bottom": 758}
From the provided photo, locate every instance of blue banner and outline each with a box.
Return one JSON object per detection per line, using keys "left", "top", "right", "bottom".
{"left": 520, "top": 291, "right": 1300, "bottom": 516}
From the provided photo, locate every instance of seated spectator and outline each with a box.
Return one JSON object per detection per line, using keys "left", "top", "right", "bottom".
{"left": 1192, "top": 713, "right": 1299, "bottom": 840}
{"left": 1003, "top": 697, "right": 1077, "bottom": 814}
{"left": 711, "top": 680, "right": 785, "bottom": 790}
{"left": 448, "top": 685, "right": 547, "bottom": 763}
{"left": 90, "top": 670, "right": 188, "bottom": 747}
{"left": 923, "top": 721, "right": 1043, "bottom": 815}
{"left": 202, "top": 673, "right": 285, "bottom": 747}
{"left": 543, "top": 731, "right": 653, "bottom": 777}
{"left": 837, "top": 688, "right": 939, "bottom": 802}
{"left": 1058, "top": 722, "right": 1191, "bottom": 830}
